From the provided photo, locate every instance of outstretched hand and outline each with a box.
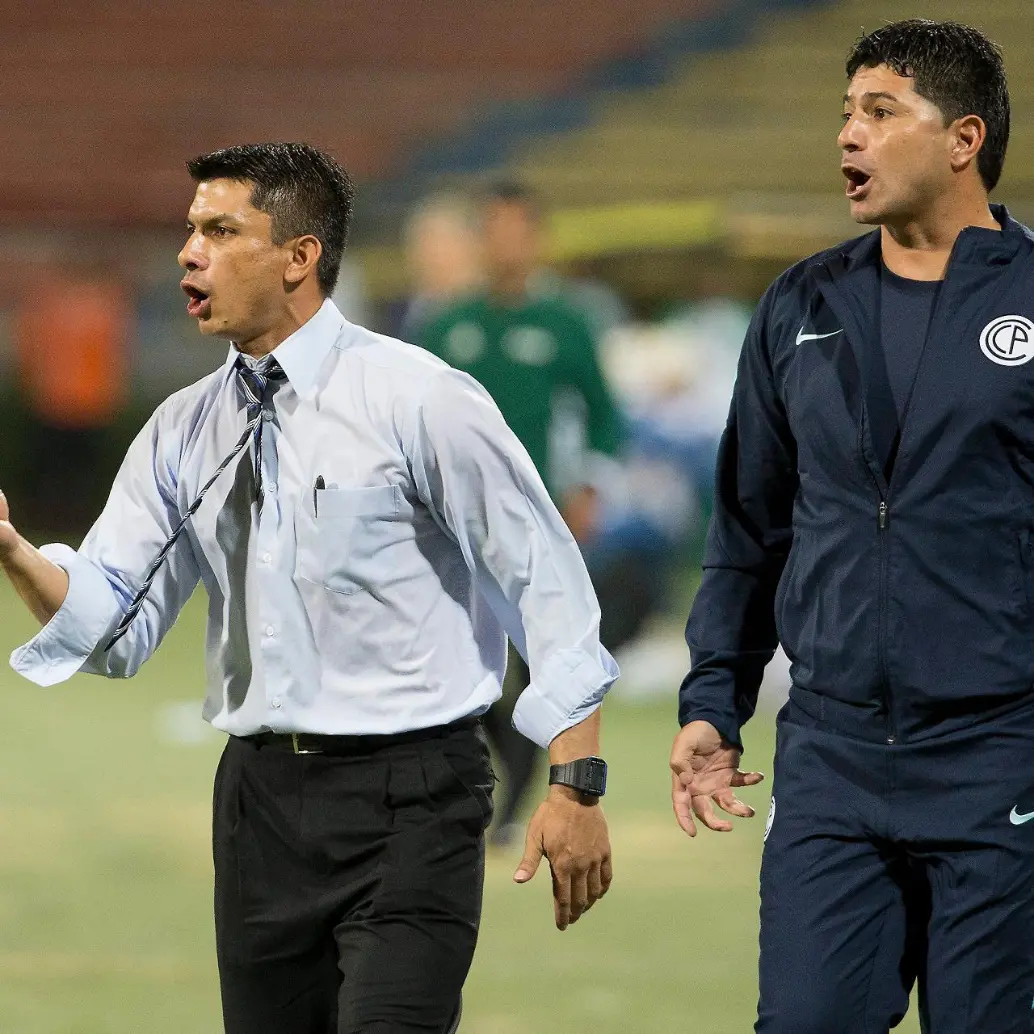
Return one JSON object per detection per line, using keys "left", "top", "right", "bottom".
{"left": 670, "top": 720, "right": 764, "bottom": 837}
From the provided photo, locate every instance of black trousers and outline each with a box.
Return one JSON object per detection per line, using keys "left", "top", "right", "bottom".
{"left": 212, "top": 720, "right": 494, "bottom": 1034}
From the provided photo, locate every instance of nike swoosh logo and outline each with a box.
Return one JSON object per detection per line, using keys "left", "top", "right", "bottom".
{"left": 1009, "top": 806, "right": 1034, "bottom": 825}
{"left": 796, "top": 327, "right": 843, "bottom": 347}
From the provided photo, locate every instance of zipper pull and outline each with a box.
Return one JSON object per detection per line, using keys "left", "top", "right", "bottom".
{"left": 878, "top": 501, "right": 888, "bottom": 529}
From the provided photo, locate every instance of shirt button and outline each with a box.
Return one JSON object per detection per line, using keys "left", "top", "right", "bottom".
{"left": 265, "top": 483, "right": 278, "bottom": 495}
{"left": 264, "top": 625, "right": 276, "bottom": 638}
{"left": 271, "top": 697, "right": 282, "bottom": 709}
{"left": 260, "top": 552, "right": 272, "bottom": 565}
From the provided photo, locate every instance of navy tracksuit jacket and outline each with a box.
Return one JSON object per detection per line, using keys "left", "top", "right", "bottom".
{"left": 681, "top": 205, "right": 1034, "bottom": 1033}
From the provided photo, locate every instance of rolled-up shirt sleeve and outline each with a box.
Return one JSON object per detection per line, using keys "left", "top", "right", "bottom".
{"left": 406, "top": 366, "right": 618, "bottom": 748}
{"left": 10, "top": 408, "right": 201, "bottom": 685}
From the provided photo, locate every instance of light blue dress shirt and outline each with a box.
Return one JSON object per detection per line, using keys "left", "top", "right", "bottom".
{"left": 10, "top": 301, "right": 618, "bottom": 747}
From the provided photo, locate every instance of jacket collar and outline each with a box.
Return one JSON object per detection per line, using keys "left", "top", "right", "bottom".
{"left": 811, "top": 203, "right": 1033, "bottom": 279}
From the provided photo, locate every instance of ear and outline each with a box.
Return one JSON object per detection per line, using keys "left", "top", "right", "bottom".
{"left": 949, "top": 114, "right": 987, "bottom": 176}
{"left": 283, "top": 234, "right": 323, "bottom": 287}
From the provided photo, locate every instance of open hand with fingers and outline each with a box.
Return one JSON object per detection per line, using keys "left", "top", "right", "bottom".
{"left": 512, "top": 785, "right": 613, "bottom": 930}
{"left": 670, "top": 720, "right": 764, "bottom": 836}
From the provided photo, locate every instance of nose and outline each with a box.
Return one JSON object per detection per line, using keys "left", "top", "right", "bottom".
{"left": 177, "top": 232, "right": 207, "bottom": 272}
{"left": 838, "top": 114, "right": 863, "bottom": 153}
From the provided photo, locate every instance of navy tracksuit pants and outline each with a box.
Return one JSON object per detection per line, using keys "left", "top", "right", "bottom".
{"left": 757, "top": 689, "right": 1034, "bottom": 1034}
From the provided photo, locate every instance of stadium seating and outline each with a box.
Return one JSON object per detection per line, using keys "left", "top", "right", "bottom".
{"left": 352, "top": 0, "right": 1034, "bottom": 296}
{"left": 9, "top": 0, "right": 1031, "bottom": 292}
{"left": 508, "top": 0, "right": 1033, "bottom": 208}
{"left": 0, "top": 0, "right": 708, "bottom": 224}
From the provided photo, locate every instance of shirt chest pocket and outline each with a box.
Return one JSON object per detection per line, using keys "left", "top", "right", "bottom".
{"left": 300, "top": 485, "right": 402, "bottom": 596}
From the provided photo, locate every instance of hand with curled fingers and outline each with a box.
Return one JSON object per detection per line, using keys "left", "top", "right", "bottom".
{"left": 670, "top": 720, "right": 764, "bottom": 836}
{"left": 512, "top": 784, "right": 613, "bottom": 931}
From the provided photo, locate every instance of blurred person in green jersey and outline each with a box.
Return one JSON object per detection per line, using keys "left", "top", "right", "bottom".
{"left": 419, "top": 183, "right": 623, "bottom": 847}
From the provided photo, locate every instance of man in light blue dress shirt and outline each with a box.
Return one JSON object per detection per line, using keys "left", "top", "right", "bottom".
{"left": 0, "top": 143, "right": 618, "bottom": 1034}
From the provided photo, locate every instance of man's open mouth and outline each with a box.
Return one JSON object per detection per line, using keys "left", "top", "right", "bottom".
{"left": 182, "top": 284, "right": 211, "bottom": 319}
{"left": 843, "top": 166, "right": 872, "bottom": 200}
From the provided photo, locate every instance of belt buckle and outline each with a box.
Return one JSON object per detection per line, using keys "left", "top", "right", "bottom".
{"left": 291, "top": 732, "right": 323, "bottom": 755}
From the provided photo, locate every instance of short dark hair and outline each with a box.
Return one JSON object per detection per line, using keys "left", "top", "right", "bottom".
{"left": 846, "top": 20, "right": 1010, "bottom": 192}
{"left": 484, "top": 181, "right": 542, "bottom": 220}
{"left": 187, "top": 142, "right": 355, "bottom": 296}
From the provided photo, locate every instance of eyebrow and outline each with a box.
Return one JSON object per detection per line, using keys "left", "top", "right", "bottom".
{"left": 842, "top": 90, "right": 901, "bottom": 105}
{"left": 186, "top": 213, "right": 243, "bottom": 228}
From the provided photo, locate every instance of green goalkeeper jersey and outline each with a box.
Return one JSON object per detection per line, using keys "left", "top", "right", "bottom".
{"left": 417, "top": 290, "right": 622, "bottom": 498}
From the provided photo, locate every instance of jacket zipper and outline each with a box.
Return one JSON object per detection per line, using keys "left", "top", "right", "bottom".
{"left": 819, "top": 237, "right": 964, "bottom": 750}
{"left": 875, "top": 267, "right": 951, "bottom": 748}
{"left": 876, "top": 496, "right": 895, "bottom": 744}
{"left": 864, "top": 463, "right": 895, "bottom": 744}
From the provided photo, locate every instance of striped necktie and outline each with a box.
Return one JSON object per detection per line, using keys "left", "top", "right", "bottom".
{"left": 104, "top": 357, "right": 287, "bottom": 651}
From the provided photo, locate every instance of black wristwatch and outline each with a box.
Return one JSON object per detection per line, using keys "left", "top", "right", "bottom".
{"left": 548, "top": 756, "right": 608, "bottom": 798}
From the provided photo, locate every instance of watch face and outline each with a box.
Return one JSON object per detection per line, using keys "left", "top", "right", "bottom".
{"left": 581, "top": 757, "right": 607, "bottom": 795}
{"left": 549, "top": 757, "right": 608, "bottom": 796}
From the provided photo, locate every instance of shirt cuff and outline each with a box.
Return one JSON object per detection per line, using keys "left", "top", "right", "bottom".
{"left": 512, "top": 645, "right": 619, "bottom": 748}
{"left": 9, "top": 544, "right": 121, "bottom": 686}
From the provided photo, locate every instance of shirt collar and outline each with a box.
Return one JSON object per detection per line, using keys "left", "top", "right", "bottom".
{"left": 221, "top": 299, "right": 346, "bottom": 398}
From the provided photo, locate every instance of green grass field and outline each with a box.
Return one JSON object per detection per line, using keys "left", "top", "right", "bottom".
{"left": 0, "top": 581, "right": 922, "bottom": 1033}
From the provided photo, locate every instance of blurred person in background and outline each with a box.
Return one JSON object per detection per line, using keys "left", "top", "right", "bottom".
{"left": 419, "top": 182, "right": 623, "bottom": 848}
{"left": 671, "top": 21, "right": 1034, "bottom": 1033}
{"left": 16, "top": 270, "right": 131, "bottom": 532}
{"left": 0, "top": 142, "right": 616, "bottom": 1034}
{"left": 400, "top": 192, "right": 483, "bottom": 342}
{"left": 536, "top": 257, "right": 632, "bottom": 341}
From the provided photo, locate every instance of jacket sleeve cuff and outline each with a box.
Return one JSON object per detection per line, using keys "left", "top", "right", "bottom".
{"left": 9, "top": 544, "right": 121, "bottom": 686}
{"left": 511, "top": 646, "right": 619, "bottom": 748}
{"left": 677, "top": 702, "right": 744, "bottom": 752}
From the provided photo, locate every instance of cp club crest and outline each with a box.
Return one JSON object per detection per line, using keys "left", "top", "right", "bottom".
{"left": 980, "top": 315, "right": 1034, "bottom": 366}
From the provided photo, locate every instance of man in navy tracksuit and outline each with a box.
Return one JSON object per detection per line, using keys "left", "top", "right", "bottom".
{"left": 670, "top": 21, "right": 1034, "bottom": 1034}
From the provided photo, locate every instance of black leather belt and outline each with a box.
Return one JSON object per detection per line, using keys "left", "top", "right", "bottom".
{"left": 240, "top": 716, "right": 481, "bottom": 755}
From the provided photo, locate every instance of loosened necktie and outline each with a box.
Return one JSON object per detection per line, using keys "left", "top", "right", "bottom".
{"left": 104, "top": 358, "right": 286, "bottom": 651}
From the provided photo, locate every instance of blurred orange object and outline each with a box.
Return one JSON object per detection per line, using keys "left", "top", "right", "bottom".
{"left": 17, "top": 274, "right": 130, "bottom": 429}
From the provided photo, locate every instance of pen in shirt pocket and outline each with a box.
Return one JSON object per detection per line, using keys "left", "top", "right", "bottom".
{"left": 313, "top": 475, "right": 325, "bottom": 516}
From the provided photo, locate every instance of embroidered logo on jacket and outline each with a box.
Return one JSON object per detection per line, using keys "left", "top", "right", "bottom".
{"left": 795, "top": 326, "right": 842, "bottom": 347}
{"left": 980, "top": 315, "right": 1034, "bottom": 366}
{"left": 1009, "top": 805, "right": 1034, "bottom": 826}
